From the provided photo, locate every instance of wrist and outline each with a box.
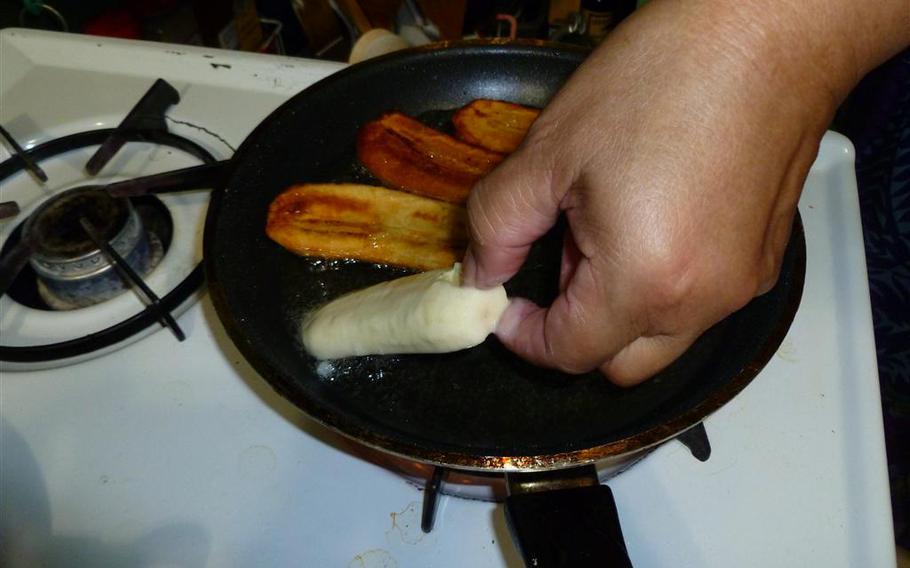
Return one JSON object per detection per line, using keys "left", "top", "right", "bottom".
{"left": 626, "top": 0, "right": 909, "bottom": 111}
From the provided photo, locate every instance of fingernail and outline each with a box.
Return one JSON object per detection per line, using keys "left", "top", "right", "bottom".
{"left": 495, "top": 298, "right": 537, "bottom": 339}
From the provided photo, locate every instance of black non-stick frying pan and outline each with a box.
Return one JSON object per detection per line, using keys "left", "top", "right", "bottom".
{"left": 202, "top": 42, "right": 805, "bottom": 567}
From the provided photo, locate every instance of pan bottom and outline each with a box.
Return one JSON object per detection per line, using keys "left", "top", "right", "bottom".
{"left": 336, "top": 436, "right": 655, "bottom": 502}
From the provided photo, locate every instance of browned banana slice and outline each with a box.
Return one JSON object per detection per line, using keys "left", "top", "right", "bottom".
{"left": 266, "top": 183, "right": 467, "bottom": 271}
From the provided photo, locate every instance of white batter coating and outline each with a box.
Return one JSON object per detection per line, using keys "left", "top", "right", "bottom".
{"left": 302, "top": 264, "right": 509, "bottom": 359}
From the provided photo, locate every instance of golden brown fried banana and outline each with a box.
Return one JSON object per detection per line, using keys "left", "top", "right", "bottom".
{"left": 356, "top": 112, "right": 503, "bottom": 204}
{"left": 266, "top": 183, "right": 467, "bottom": 271}
{"left": 453, "top": 99, "right": 540, "bottom": 154}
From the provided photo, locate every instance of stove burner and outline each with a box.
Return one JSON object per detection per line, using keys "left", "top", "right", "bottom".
{"left": 6, "top": 186, "right": 171, "bottom": 310}
{"left": 0, "top": 78, "right": 220, "bottom": 365}
{"left": 1, "top": 195, "right": 173, "bottom": 311}
{"left": 28, "top": 186, "right": 129, "bottom": 260}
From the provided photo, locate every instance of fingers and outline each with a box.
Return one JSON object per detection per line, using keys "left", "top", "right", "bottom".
{"left": 462, "top": 148, "right": 564, "bottom": 289}
{"left": 497, "top": 296, "right": 704, "bottom": 386}
{"left": 494, "top": 258, "right": 633, "bottom": 374}
{"left": 494, "top": 297, "right": 597, "bottom": 371}
{"left": 494, "top": 243, "right": 725, "bottom": 385}
{"left": 756, "top": 211, "right": 793, "bottom": 295}
{"left": 757, "top": 139, "right": 814, "bottom": 294}
{"left": 599, "top": 333, "right": 699, "bottom": 387}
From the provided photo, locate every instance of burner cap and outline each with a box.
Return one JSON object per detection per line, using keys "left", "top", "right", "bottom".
{"left": 26, "top": 186, "right": 129, "bottom": 260}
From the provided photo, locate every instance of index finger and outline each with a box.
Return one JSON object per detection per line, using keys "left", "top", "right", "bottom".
{"left": 462, "top": 148, "right": 563, "bottom": 288}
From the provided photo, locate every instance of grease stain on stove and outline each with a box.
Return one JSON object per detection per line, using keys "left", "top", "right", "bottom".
{"left": 165, "top": 379, "right": 193, "bottom": 407}
{"left": 386, "top": 501, "right": 423, "bottom": 545}
{"left": 98, "top": 473, "right": 133, "bottom": 486}
{"left": 348, "top": 549, "right": 397, "bottom": 568}
{"left": 238, "top": 444, "right": 277, "bottom": 479}
{"left": 775, "top": 339, "right": 798, "bottom": 363}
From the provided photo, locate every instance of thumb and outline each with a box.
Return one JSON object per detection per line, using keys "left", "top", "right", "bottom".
{"left": 462, "top": 147, "right": 564, "bottom": 288}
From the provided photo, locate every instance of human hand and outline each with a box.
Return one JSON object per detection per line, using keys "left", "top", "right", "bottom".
{"left": 462, "top": 0, "right": 909, "bottom": 385}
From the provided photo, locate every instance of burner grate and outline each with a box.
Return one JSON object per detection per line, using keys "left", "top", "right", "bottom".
{"left": 0, "top": 79, "right": 221, "bottom": 365}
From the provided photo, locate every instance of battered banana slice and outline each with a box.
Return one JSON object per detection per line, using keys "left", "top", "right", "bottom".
{"left": 302, "top": 264, "right": 509, "bottom": 360}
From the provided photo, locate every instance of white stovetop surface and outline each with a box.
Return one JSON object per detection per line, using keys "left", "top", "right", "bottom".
{"left": 0, "top": 29, "right": 895, "bottom": 567}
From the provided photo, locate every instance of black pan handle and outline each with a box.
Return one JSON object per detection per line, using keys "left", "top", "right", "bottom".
{"left": 104, "top": 161, "right": 232, "bottom": 198}
{"left": 505, "top": 465, "right": 633, "bottom": 568}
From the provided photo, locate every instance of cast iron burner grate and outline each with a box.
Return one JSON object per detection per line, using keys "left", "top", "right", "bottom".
{"left": 0, "top": 79, "right": 223, "bottom": 364}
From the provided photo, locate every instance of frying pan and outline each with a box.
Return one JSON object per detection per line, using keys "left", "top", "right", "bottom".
{"left": 203, "top": 42, "right": 805, "bottom": 566}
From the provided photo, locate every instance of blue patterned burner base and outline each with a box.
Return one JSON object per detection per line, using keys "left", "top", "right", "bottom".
{"left": 39, "top": 232, "right": 164, "bottom": 310}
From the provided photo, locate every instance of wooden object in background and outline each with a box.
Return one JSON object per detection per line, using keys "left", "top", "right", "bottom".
{"left": 356, "top": 0, "right": 401, "bottom": 31}
{"left": 193, "top": 0, "right": 263, "bottom": 50}
{"left": 292, "top": 0, "right": 345, "bottom": 55}
{"left": 415, "top": 0, "right": 468, "bottom": 40}
{"left": 549, "top": 0, "right": 580, "bottom": 25}
{"left": 336, "top": 0, "right": 468, "bottom": 41}
{"left": 335, "top": 0, "right": 374, "bottom": 34}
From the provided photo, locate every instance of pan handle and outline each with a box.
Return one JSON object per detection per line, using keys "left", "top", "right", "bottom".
{"left": 104, "top": 161, "right": 233, "bottom": 198}
{"left": 505, "top": 465, "right": 633, "bottom": 567}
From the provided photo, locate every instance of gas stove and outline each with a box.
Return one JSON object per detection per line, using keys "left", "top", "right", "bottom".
{"left": 0, "top": 29, "right": 896, "bottom": 567}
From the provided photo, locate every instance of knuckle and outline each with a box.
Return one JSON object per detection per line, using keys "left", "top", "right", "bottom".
{"left": 599, "top": 359, "right": 649, "bottom": 387}
{"left": 632, "top": 240, "right": 766, "bottom": 319}
{"left": 542, "top": 332, "right": 594, "bottom": 375}
{"left": 552, "top": 358, "right": 596, "bottom": 375}
{"left": 539, "top": 306, "right": 604, "bottom": 374}
{"left": 523, "top": 113, "right": 562, "bottom": 149}
{"left": 466, "top": 190, "right": 499, "bottom": 246}
{"left": 549, "top": 349, "right": 600, "bottom": 375}
{"left": 635, "top": 246, "right": 700, "bottom": 313}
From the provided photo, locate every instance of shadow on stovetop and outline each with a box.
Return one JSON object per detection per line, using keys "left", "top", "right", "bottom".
{"left": 0, "top": 417, "right": 211, "bottom": 568}
{"left": 199, "top": 294, "right": 370, "bottom": 465}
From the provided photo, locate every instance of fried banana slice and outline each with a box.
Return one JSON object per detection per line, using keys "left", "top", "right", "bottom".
{"left": 357, "top": 112, "right": 504, "bottom": 204}
{"left": 453, "top": 99, "right": 540, "bottom": 154}
{"left": 266, "top": 183, "right": 467, "bottom": 271}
